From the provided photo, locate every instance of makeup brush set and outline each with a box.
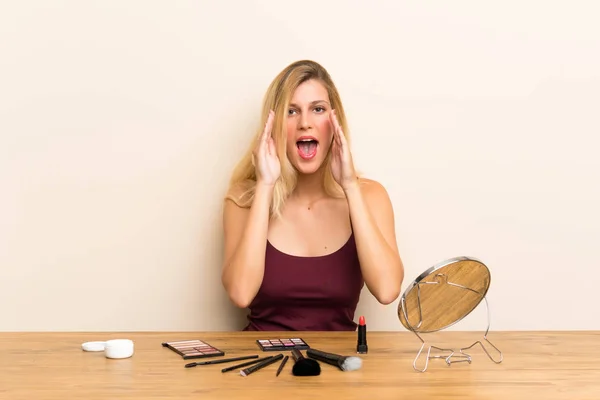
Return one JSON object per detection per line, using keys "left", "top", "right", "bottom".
{"left": 182, "top": 347, "right": 362, "bottom": 377}
{"left": 163, "top": 316, "right": 369, "bottom": 377}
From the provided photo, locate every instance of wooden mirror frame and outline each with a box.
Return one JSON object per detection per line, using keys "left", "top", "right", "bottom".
{"left": 397, "top": 256, "right": 503, "bottom": 372}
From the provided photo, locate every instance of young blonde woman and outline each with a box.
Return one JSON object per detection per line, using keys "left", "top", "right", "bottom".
{"left": 222, "top": 60, "right": 404, "bottom": 331}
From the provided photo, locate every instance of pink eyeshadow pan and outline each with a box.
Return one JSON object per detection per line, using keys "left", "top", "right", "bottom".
{"left": 256, "top": 338, "right": 310, "bottom": 352}
{"left": 161, "top": 339, "right": 225, "bottom": 360}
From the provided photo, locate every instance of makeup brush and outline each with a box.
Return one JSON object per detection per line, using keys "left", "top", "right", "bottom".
{"left": 240, "top": 354, "right": 283, "bottom": 377}
{"left": 290, "top": 348, "right": 321, "bottom": 376}
{"left": 306, "top": 348, "right": 362, "bottom": 371}
{"left": 221, "top": 355, "right": 274, "bottom": 373}
{"left": 185, "top": 355, "right": 259, "bottom": 368}
{"left": 275, "top": 355, "right": 289, "bottom": 377}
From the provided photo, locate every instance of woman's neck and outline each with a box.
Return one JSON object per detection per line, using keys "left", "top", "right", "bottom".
{"left": 292, "top": 170, "right": 327, "bottom": 203}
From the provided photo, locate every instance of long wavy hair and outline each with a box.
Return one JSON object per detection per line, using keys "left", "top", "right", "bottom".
{"left": 225, "top": 60, "right": 352, "bottom": 219}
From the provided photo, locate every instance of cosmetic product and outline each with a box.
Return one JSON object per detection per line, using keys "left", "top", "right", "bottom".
{"left": 291, "top": 348, "right": 321, "bottom": 376}
{"left": 161, "top": 339, "right": 225, "bottom": 360}
{"left": 81, "top": 341, "right": 107, "bottom": 352}
{"left": 256, "top": 338, "right": 310, "bottom": 352}
{"left": 105, "top": 339, "right": 134, "bottom": 359}
{"left": 275, "top": 355, "right": 289, "bottom": 376}
{"left": 81, "top": 339, "right": 134, "bottom": 359}
{"left": 306, "top": 348, "right": 362, "bottom": 371}
{"left": 357, "top": 315, "right": 368, "bottom": 354}
{"left": 185, "top": 355, "right": 259, "bottom": 368}
{"left": 221, "top": 356, "right": 274, "bottom": 373}
{"left": 240, "top": 353, "right": 284, "bottom": 377}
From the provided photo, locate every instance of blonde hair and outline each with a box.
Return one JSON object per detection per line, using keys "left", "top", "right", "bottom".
{"left": 225, "top": 60, "right": 352, "bottom": 218}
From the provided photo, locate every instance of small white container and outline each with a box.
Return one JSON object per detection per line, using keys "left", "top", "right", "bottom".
{"left": 104, "top": 339, "right": 134, "bottom": 359}
{"left": 81, "top": 341, "right": 106, "bottom": 352}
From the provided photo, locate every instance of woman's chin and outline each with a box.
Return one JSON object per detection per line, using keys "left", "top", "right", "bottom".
{"left": 292, "top": 158, "right": 324, "bottom": 176}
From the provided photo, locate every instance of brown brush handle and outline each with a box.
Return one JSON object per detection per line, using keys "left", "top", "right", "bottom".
{"left": 291, "top": 348, "right": 305, "bottom": 361}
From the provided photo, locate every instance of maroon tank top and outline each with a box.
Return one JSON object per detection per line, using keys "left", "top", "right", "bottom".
{"left": 243, "top": 233, "right": 364, "bottom": 331}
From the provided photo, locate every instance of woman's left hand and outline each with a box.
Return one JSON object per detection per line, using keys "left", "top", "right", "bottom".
{"left": 330, "top": 109, "right": 359, "bottom": 191}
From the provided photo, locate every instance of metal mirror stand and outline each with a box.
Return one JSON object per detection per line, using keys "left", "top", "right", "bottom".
{"left": 398, "top": 257, "right": 504, "bottom": 372}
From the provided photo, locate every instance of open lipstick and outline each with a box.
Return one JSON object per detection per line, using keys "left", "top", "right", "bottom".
{"left": 357, "top": 315, "right": 368, "bottom": 354}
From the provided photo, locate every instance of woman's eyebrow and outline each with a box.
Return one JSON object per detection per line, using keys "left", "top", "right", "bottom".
{"left": 289, "top": 100, "right": 331, "bottom": 107}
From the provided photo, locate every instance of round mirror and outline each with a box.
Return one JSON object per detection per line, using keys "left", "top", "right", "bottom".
{"left": 397, "top": 256, "right": 490, "bottom": 333}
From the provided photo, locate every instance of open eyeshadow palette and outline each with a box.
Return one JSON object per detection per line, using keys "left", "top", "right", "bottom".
{"left": 256, "top": 338, "right": 310, "bottom": 352}
{"left": 161, "top": 339, "right": 225, "bottom": 360}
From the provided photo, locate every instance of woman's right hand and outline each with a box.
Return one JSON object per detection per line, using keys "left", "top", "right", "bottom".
{"left": 253, "top": 110, "right": 281, "bottom": 187}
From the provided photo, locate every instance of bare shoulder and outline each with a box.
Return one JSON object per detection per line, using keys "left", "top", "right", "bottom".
{"left": 357, "top": 177, "right": 392, "bottom": 206}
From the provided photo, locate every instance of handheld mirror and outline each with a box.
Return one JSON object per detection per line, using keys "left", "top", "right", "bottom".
{"left": 397, "top": 256, "right": 503, "bottom": 372}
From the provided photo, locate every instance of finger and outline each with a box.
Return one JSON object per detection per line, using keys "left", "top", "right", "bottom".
{"left": 332, "top": 132, "right": 343, "bottom": 154}
{"left": 331, "top": 139, "right": 339, "bottom": 157}
{"left": 334, "top": 129, "right": 342, "bottom": 149}
{"left": 262, "top": 110, "right": 275, "bottom": 141}
{"left": 256, "top": 110, "right": 274, "bottom": 155}
{"left": 332, "top": 110, "right": 348, "bottom": 148}
{"left": 337, "top": 128, "right": 348, "bottom": 148}
{"left": 253, "top": 140, "right": 263, "bottom": 158}
{"left": 267, "top": 137, "right": 276, "bottom": 156}
{"left": 329, "top": 111, "right": 339, "bottom": 143}
{"left": 330, "top": 110, "right": 341, "bottom": 137}
{"left": 330, "top": 110, "right": 343, "bottom": 148}
{"left": 329, "top": 109, "right": 337, "bottom": 131}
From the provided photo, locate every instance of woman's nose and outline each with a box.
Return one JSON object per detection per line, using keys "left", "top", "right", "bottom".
{"left": 298, "top": 112, "right": 312, "bottom": 130}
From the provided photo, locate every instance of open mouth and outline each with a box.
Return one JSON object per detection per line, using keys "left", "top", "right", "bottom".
{"left": 296, "top": 138, "right": 318, "bottom": 160}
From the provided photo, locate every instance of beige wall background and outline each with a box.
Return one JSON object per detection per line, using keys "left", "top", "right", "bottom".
{"left": 1, "top": 1, "right": 599, "bottom": 332}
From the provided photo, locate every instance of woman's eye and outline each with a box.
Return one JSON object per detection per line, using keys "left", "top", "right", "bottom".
{"left": 288, "top": 109, "right": 297, "bottom": 115}
{"left": 314, "top": 107, "right": 325, "bottom": 113}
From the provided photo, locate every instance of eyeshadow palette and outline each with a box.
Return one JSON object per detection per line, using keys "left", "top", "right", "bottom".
{"left": 256, "top": 338, "right": 310, "bottom": 352}
{"left": 161, "top": 339, "right": 225, "bottom": 360}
